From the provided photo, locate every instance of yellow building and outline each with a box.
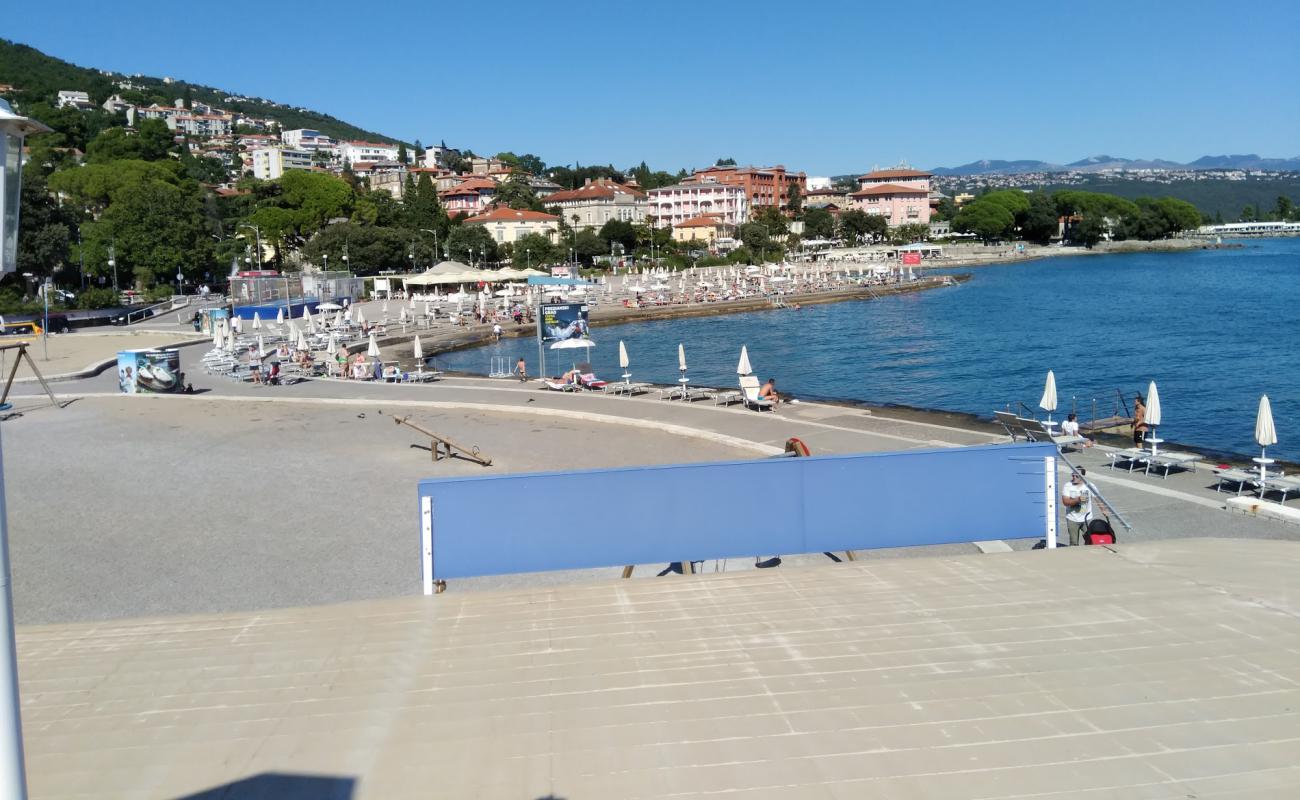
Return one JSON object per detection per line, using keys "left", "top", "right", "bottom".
{"left": 464, "top": 207, "right": 560, "bottom": 245}
{"left": 672, "top": 214, "right": 731, "bottom": 243}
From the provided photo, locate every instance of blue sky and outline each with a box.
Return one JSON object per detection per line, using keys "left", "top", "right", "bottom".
{"left": 8, "top": 0, "right": 1299, "bottom": 175}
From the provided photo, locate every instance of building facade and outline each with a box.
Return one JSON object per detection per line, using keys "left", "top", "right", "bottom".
{"left": 439, "top": 177, "right": 497, "bottom": 216}
{"left": 464, "top": 207, "right": 560, "bottom": 245}
{"left": 672, "top": 214, "right": 732, "bottom": 243}
{"left": 338, "top": 140, "right": 400, "bottom": 164}
{"left": 683, "top": 164, "right": 807, "bottom": 214}
{"left": 543, "top": 178, "right": 647, "bottom": 230}
{"left": 646, "top": 180, "right": 748, "bottom": 228}
{"left": 850, "top": 168, "right": 933, "bottom": 226}
{"left": 251, "top": 148, "right": 313, "bottom": 180}
{"left": 281, "top": 129, "right": 336, "bottom": 153}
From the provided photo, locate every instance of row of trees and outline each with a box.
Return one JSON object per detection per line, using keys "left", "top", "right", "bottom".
{"left": 951, "top": 189, "right": 1203, "bottom": 246}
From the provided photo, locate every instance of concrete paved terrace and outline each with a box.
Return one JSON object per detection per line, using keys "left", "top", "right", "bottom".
{"left": 18, "top": 538, "right": 1300, "bottom": 799}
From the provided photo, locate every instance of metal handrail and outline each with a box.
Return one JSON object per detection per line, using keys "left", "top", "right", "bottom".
{"left": 1057, "top": 450, "right": 1133, "bottom": 532}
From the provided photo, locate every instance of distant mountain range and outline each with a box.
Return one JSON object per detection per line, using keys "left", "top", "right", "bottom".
{"left": 930, "top": 154, "right": 1300, "bottom": 176}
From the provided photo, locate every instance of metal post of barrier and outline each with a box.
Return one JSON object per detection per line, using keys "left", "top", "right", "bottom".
{"left": 1044, "top": 456, "right": 1057, "bottom": 548}
{"left": 420, "top": 496, "right": 433, "bottom": 596}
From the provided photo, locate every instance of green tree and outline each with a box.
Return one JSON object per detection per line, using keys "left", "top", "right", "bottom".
{"left": 753, "top": 205, "right": 789, "bottom": 238}
{"left": 85, "top": 118, "right": 174, "bottom": 163}
{"left": 48, "top": 159, "right": 182, "bottom": 215}
{"left": 1239, "top": 205, "right": 1256, "bottom": 222}
{"left": 1067, "top": 216, "right": 1105, "bottom": 248}
{"left": 803, "top": 207, "right": 835, "bottom": 239}
{"left": 516, "top": 153, "right": 546, "bottom": 175}
{"left": 397, "top": 142, "right": 408, "bottom": 164}
{"left": 738, "top": 222, "right": 770, "bottom": 252}
{"left": 16, "top": 168, "right": 73, "bottom": 282}
{"left": 597, "top": 219, "right": 637, "bottom": 254}
{"left": 786, "top": 182, "right": 803, "bottom": 218}
{"left": 933, "top": 196, "right": 957, "bottom": 222}
{"left": 302, "top": 223, "right": 411, "bottom": 275}
{"left": 277, "top": 170, "right": 354, "bottom": 235}
{"left": 574, "top": 229, "right": 606, "bottom": 265}
{"left": 445, "top": 225, "right": 498, "bottom": 264}
{"left": 1020, "top": 192, "right": 1059, "bottom": 245}
{"left": 353, "top": 189, "right": 403, "bottom": 227}
{"left": 512, "top": 232, "right": 561, "bottom": 267}
{"left": 715, "top": 157, "right": 736, "bottom": 166}
{"left": 182, "top": 86, "right": 193, "bottom": 109}
{"left": 952, "top": 201, "right": 1015, "bottom": 241}
{"left": 1273, "top": 196, "right": 1293, "bottom": 222}
{"left": 88, "top": 179, "right": 212, "bottom": 286}
{"left": 889, "top": 223, "right": 930, "bottom": 244}
{"left": 493, "top": 174, "right": 543, "bottom": 211}
{"left": 402, "top": 173, "right": 447, "bottom": 231}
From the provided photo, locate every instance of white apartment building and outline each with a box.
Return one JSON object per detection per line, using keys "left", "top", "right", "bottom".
{"left": 423, "top": 144, "right": 461, "bottom": 169}
{"left": 544, "top": 178, "right": 648, "bottom": 230}
{"left": 339, "top": 140, "right": 399, "bottom": 164}
{"left": 169, "top": 113, "right": 232, "bottom": 138}
{"left": 251, "top": 148, "right": 313, "bottom": 180}
{"left": 281, "top": 129, "right": 336, "bottom": 154}
{"left": 56, "top": 90, "right": 95, "bottom": 110}
{"left": 101, "top": 94, "right": 132, "bottom": 114}
{"left": 646, "top": 180, "right": 748, "bottom": 228}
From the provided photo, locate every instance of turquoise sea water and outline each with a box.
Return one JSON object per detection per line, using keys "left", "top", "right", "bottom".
{"left": 434, "top": 238, "right": 1300, "bottom": 461}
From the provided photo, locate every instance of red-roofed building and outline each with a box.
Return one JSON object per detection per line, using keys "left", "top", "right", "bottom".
{"left": 851, "top": 166, "right": 933, "bottom": 225}
{"left": 464, "top": 207, "right": 560, "bottom": 244}
{"left": 672, "top": 214, "right": 733, "bottom": 243}
{"left": 683, "top": 164, "right": 807, "bottom": 215}
{"left": 439, "top": 177, "right": 498, "bottom": 215}
{"left": 544, "top": 178, "right": 648, "bottom": 230}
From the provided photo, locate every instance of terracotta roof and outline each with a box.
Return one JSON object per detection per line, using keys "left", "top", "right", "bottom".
{"left": 464, "top": 208, "right": 559, "bottom": 224}
{"left": 675, "top": 214, "right": 727, "bottom": 229}
{"left": 439, "top": 177, "right": 497, "bottom": 197}
{"left": 849, "top": 183, "right": 929, "bottom": 197}
{"left": 545, "top": 181, "right": 645, "bottom": 203}
{"left": 858, "top": 168, "right": 932, "bottom": 180}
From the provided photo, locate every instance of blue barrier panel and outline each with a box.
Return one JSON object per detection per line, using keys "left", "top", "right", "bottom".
{"left": 417, "top": 442, "right": 1057, "bottom": 587}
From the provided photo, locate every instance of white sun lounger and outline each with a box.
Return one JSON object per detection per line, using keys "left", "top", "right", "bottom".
{"left": 1142, "top": 451, "right": 1199, "bottom": 479}
{"left": 739, "top": 375, "right": 774, "bottom": 411}
{"left": 543, "top": 380, "right": 577, "bottom": 392}
{"left": 1260, "top": 475, "right": 1300, "bottom": 504}
{"left": 1212, "top": 467, "right": 1260, "bottom": 495}
{"left": 994, "top": 411, "right": 1026, "bottom": 441}
{"left": 1019, "top": 419, "right": 1087, "bottom": 451}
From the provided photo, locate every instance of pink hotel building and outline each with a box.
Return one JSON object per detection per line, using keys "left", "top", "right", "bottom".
{"left": 646, "top": 180, "right": 749, "bottom": 228}
{"left": 850, "top": 168, "right": 933, "bottom": 226}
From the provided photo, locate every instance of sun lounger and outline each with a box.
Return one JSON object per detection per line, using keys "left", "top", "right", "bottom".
{"left": 1142, "top": 451, "right": 1199, "bottom": 479}
{"left": 1020, "top": 419, "right": 1087, "bottom": 451}
{"left": 714, "top": 389, "right": 743, "bottom": 406}
{"left": 738, "top": 375, "right": 774, "bottom": 411}
{"left": 606, "top": 382, "right": 650, "bottom": 396}
{"left": 1107, "top": 448, "right": 1150, "bottom": 472}
{"left": 1259, "top": 475, "right": 1300, "bottom": 504}
{"left": 578, "top": 373, "right": 607, "bottom": 391}
{"left": 994, "top": 411, "right": 1025, "bottom": 441}
{"left": 1212, "top": 467, "right": 1260, "bottom": 495}
{"left": 543, "top": 380, "right": 577, "bottom": 392}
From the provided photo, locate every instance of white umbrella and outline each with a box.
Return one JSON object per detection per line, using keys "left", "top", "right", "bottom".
{"left": 413, "top": 335, "right": 424, "bottom": 361}
{"left": 399, "top": 306, "right": 409, "bottom": 322}
{"left": 257, "top": 335, "right": 266, "bottom": 358}
{"left": 382, "top": 300, "right": 389, "bottom": 316}
{"left": 676, "top": 343, "right": 689, "bottom": 397}
{"left": 333, "top": 310, "right": 344, "bottom": 328}
{"left": 252, "top": 312, "right": 262, "bottom": 330}
{"left": 296, "top": 329, "right": 308, "bottom": 351}
{"left": 326, "top": 333, "right": 338, "bottom": 357}
{"left": 618, "top": 340, "right": 630, "bottom": 384}
{"left": 549, "top": 338, "right": 594, "bottom": 350}
{"left": 367, "top": 333, "right": 380, "bottom": 358}
{"left": 1145, "top": 381, "right": 1162, "bottom": 453}
{"left": 1255, "top": 394, "right": 1278, "bottom": 485}
{"left": 317, "top": 302, "right": 342, "bottom": 311}
{"left": 409, "top": 296, "right": 416, "bottom": 310}
{"left": 276, "top": 307, "right": 284, "bottom": 325}
{"left": 355, "top": 308, "right": 365, "bottom": 326}
{"left": 211, "top": 323, "right": 222, "bottom": 347}
{"left": 424, "top": 302, "right": 432, "bottom": 318}
{"left": 737, "top": 345, "right": 753, "bottom": 376}
{"left": 1039, "top": 370, "right": 1058, "bottom": 424}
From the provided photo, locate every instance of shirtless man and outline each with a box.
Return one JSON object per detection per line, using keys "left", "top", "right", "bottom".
{"left": 759, "top": 378, "right": 781, "bottom": 406}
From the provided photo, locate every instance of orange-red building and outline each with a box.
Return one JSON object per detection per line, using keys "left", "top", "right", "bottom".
{"left": 683, "top": 164, "right": 807, "bottom": 215}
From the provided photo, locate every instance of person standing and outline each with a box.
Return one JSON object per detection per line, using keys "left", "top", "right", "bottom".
{"left": 492, "top": 322, "right": 502, "bottom": 341}
{"left": 1061, "top": 469, "right": 1092, "bottom": 546}
{"left": 515, "top": 357, "right": 527, "bottom": 382}
{"left": 1132, "top": 394, "right": 1147, "bottom": 446}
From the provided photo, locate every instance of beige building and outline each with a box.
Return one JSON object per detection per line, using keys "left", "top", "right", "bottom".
{"left": 672, "top": 214, "right": 732, "bottom": 243}
{"left": 544, "top": 178, "right": 648, "bottom": 230}
{"left": 464, "top": 207, "right": 560, "bottom": 244}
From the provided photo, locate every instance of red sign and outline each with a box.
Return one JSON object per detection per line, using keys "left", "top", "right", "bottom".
{"left": 901, "top": 252, "right": 922, "bottom": 265}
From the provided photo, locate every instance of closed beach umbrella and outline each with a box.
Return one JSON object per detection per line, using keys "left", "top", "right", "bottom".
{"left": 678, "top": 343, "right": 687, "bottom": 372}
{"left": 276, "top": 307, "right": 284, "bottom": 325}
{"left": 211, "top": 323, "right": 222, "bottom": 347}
{"left": 326, "top": 333, "right": 338, "bottom": 357}
{"left": 296, "top": 329, "right": 308, "bottom": 351}
{"left": 413, "top": 335, "right": 424, "bottom": 361}
{"left": 737, "top": 345, "right": 753, "bottom": 376}
{"left": 333, "top": 310, "right": 344, "bottom": 328}
{"left": 257, "top": 335, "right": 266, "bottom": 358}
{"left": 382, "top": 300, "right": 389, "bottom": 315}
{"left": 367, "top": 333, "right": 380, "bottom": 358}
{"left": 355, "top": 308, "right": 365, "bottom": 327}
{"left": 1145, "top": 381, "right": 1162, "bottom": 453}
{"left": 252, "top": 312, "right": 262, "bottom": 330}
{"left": 1255, "top": 394, "right": 1278, "bottom": 485}
{"left": 618, "top": 340, "right": 631, "bottom": 385}
{"left": 1039, "top": 370, "right": 1058, "bottom": 424}
{"left": 424, "top": 302, "right": 432, "bottom": 318}
{"left": 399, "top": 306, "right": 408, "bottom": 323}
{"left": 409, "top": 296, "right": 416, "bottom": 310}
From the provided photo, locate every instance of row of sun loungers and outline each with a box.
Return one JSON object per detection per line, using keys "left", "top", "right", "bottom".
{"left": 1106, "top": 448, "right": 1200, "bottom": 479}
{"left": 994, "top": 412, "right": 1087, "bottom": 450}
{"left": 541, "top": 373, "right": 769, "bottom": 411}
{"left": 1211, "top": 468, "right": 1300, "bottom": 504}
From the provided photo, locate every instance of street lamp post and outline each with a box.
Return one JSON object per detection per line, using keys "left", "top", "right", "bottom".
{"left": 108, "top": 244, "right": 117, "bottom": 292}
{"left": 0, "top": 95, "right": 52, "bottom": 800}
{"left": 238, "top": 224, "right": 262, "bottom": 271}
{"left": 420, "top": 229, "right": 440, "bottom": 264}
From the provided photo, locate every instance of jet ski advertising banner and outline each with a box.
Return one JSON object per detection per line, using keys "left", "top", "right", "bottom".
{"left": 539, "top": 303, "right": 589, "bottom": 343}
{"left": 117, "top": 349, "right": 183, "bottom": 394}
